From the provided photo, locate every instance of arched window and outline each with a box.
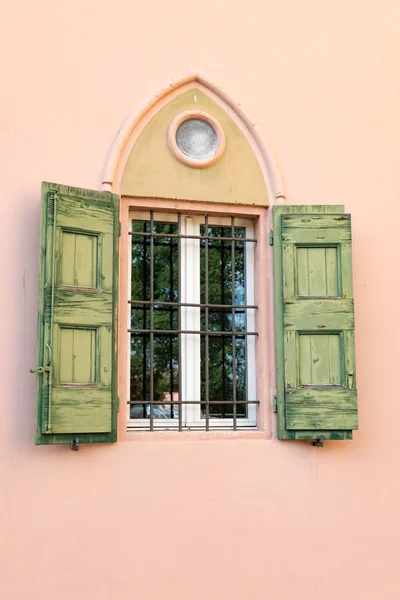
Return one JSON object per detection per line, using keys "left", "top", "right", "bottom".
{"left": 32, "top": 75, "right": 358, "bottom": 446}
{"left": 105, "top": 74, "right": 281, "bottom": 434}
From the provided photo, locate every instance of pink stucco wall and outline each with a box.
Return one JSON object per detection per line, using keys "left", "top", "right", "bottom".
{"left": 2, "top": 1, "right": 400, "bottom": 598}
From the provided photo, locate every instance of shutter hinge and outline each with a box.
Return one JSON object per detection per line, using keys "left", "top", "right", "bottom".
{"left": 269, "top": 230, "right": 274, "bottom": 245}
{"left": 272, "top": 396, "right": 277, "bottom": 413}
{"left": 47, "top": 189, "right": 58, "bottom": 207}
{"left": 118, "top": 221, "right": 122, "bottom": 237}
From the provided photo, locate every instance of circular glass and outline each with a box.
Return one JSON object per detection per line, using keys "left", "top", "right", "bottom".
{"left": 175, "top": 118, "right": 218, "bottom": 161}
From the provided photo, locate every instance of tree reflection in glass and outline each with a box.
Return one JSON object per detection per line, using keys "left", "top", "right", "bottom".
{"left": 130, "top": 219, "right": 248, "bottom": 422}
{"left": 130, "top": 220, "right": 179, "bottom": 419}
{"left": 200, "top": 226, "right": 247, "bottom": 418}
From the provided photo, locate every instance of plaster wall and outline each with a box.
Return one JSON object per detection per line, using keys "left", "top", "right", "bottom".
{"left": 1, "top": 1, "right": 400, "bottom": 599}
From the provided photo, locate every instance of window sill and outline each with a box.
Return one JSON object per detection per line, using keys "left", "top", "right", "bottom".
{"left": 121, "top": 429, "right": 269, "bottom": 442}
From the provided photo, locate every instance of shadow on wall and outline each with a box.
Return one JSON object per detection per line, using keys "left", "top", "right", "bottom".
{"left": 14, "top": 196, "right": 42, "bottom": 450}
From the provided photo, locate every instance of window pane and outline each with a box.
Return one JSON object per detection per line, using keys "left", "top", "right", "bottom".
{"left": 131, "top": 220, "right": 150, "bottom": 303}
{"left": 130, "top": 219, "right": 179, "bottom": 420}
{"left": 200, "top": 225, "right": 248, "bottom": 419}
{"left": 130, "top": 334, "right": 179, "bottom": 419}
{"left": 153, "top": 335, "right": 179, "bottom": 419}
{"left": 201, "top": 336, "right": 247, "bottom": 418}
{"left": 129, "top": 217, "right": 255, "bottom": 428}
{"left": 153, "top": 222, "right": 179, "bottom": 303}
{"left": 130, "top": 333, "right": 149, "bottom": 419}
{"left": 131, "top": 220, "right": 178, "bottom": 304}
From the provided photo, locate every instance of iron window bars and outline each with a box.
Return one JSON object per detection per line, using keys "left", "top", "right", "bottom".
{"left": 128, "top": 211, "right": 259, "bottom": 431}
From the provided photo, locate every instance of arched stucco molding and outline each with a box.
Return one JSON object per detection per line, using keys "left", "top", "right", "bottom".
{"left": 102, "top": 72, "right": 286, "bottom": 205}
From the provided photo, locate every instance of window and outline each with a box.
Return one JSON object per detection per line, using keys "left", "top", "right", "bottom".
{"left": 128, "top": 211, "right": 257, "bottom": 430}
{"left": 167, "top": 110, "right": 226, "bottom": 168}
{"left": 30, "top": 75, "right": 358, "bottom": 445}
{"left": 33, "top": 182, "right": 359, "bottom": 446}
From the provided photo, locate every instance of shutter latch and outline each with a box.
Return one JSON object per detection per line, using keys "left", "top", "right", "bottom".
{"left": 29, "top": 365, "right": 50, "bottom": 374}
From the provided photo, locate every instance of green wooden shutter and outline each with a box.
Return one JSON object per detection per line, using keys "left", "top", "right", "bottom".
{"left": 273, "top": 205, "right": 358, "bottom": 441}
{"left": 33, "top": 182, "right": 120, "bottom": 445}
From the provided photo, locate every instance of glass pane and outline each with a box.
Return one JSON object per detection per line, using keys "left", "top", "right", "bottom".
{"left": 130, "top": 334, "right": 179, "bottom": 419}
{"left": 130, "top": 333, "right": 149, "bottom": 419}
{"left": 130, "top": 219, "right": 179, "bottom": 420}
{"left": 176, "top": 118, "right": 218, "bottom": 160}
{"left": 131, "top": 220, "right": 150, "bottom": 304}
{"left": 200, "top": 225, "right": 248, "bottom": 419}
{"left": 201, "top": 336, "right": 246, "bottom": 418}
{"left": 131, "top": 220, "right": 178, "bottom": 305}
{"left": 153, "top": 222, "right": 179, "bottom": 304}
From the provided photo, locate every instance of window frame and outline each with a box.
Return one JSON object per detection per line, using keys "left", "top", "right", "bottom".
{"left": 118, "top": 197, "right": 271, "bottom": 440}
{"left": 127, "top": 210, "right": 257, "bottom": 431}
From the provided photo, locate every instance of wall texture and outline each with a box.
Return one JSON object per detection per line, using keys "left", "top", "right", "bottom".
{"left": 1, "top": 1, "right": 400, "bottom": 598}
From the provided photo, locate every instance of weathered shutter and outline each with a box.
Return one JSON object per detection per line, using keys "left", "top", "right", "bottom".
{"left": 273, "top": 205, "right": 358, "bottom": 441}
{"left": 33, "top": 182, "right": 119, "bottom": 445}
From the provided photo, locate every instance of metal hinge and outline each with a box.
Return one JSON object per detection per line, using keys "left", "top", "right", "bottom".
{"left": 47, "top": 189, "right": 58, "bottom": 208}
{"left": 118, "top": 222, "right": 122, "bottom": 237}
{"left": 272, "top": 396, "right": 277, "bottom": 413}
{"left": 269, "top": 230, "right": 274, "bottom": 245}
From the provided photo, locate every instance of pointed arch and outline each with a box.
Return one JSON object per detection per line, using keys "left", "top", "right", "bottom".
{"left": 102, "top": 72, "right": 286, "bottom": 205}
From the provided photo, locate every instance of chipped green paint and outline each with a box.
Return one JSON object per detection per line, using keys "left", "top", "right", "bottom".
{"left": 273, "top": 205, "right": 358, "bottom": 441}
{"left": 286, "top": 388, "right": 358, "bottom": 430}
{"left": 34, "top": 182, "right": 120, "bottom": 445}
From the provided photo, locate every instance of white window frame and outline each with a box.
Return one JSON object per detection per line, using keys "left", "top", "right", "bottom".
{"left": 127, "top": 210, "right": 257, "bottom": 430}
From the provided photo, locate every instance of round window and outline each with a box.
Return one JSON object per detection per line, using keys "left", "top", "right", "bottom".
{"left": 176, "top": 118, "right": 218, "bottom": 160}
{"left": 167, "top": 111, "right": 225, "bottom": 168}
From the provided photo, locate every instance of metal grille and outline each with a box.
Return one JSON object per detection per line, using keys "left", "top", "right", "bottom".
{"left": 128, "top": 211, "right": 258, "bottom": 431}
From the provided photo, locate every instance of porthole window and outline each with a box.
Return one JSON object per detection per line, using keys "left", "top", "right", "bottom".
{"left": 168, "top": 110, "right": 225, "bottom": 168}
{"left": 176, "top": 119, "right": 218, "bottom": 160}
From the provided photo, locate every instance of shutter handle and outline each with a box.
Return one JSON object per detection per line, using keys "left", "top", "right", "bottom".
{"left": 347, "top": 373, "right": 354, "bottom": 389}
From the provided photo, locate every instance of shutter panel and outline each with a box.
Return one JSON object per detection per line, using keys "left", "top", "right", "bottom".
{"left": 33, "top": 182, "right": 119, "bottom": 445}
{"left": 273, "top": 205, "right": 358, "bottom": 441}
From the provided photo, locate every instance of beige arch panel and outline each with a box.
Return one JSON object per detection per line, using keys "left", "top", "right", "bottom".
{"left": 103, "top": 73, "right": 285, "bottom": 206}
{"left": 122, "top": 88, "right": 267, "bottom": 205}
